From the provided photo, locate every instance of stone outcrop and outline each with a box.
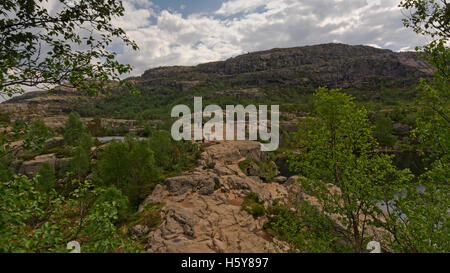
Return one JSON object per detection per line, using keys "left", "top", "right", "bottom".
{"left": 140, "top": 141, "right": 288, "bottom": 253}
{"left": 18, "top": 154, "right": 71, "bottom": 176}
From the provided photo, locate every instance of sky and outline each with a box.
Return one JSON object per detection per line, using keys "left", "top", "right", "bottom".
{"left": 37, "top": 0, "right": 433, "bottom": 79}
{"left": 106, "top": 0, "right": 429, "bottom": 77}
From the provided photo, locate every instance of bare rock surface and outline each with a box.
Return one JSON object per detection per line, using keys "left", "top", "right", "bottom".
{"left": 141, "top": 141, "right": 287, "bottom": 253}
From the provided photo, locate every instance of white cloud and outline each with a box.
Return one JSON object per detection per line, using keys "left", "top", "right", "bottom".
{"left": 215, "top": 0, "right": 270, "bottom": 15}
{"left": 113, "top": 0, "right": 427, "bottom": 77}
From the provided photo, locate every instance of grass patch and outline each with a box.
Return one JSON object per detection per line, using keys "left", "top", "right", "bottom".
{"left": 238, "top": 158, "right": 255, "bottom": 173}
{"left": 19, "top": 146, "right": 73, "bottom": 162}
{"left": 242, "top": 192, "right": 265, "bottom": 218}
{"left": 128, "top": 202, "right": 164, "bottom": 231}
{"left": 238, "top": 157, "right": 278, "bottom": 182}
{"left": 264, "top": 200, "right": 352, "bottom": 253}
{"left": 19, "top": 152, "right": 40, "bottom": 161}
{"left": 43, "top": 146, "right": 73, "bottom": 158}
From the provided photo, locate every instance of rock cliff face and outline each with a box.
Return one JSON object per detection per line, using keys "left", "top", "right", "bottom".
{"left": 138, "top": 43, "right": 431, "bottom": 90}
{"left": 139, "top": 141, "right": 289, "bottom": 253}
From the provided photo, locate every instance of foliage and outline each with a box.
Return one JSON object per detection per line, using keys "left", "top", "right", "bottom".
{"left": 128, "top": 202, "right": 164, "bottom": 231}
{"left": 0, "top": 0, "right": 138, "bottom": 96}
{"left": 0, "top": 153, "right": 14, "bottom": 182}
{"left": 265, "top": 199, "right": 352, "bottom": 253}
{"left": 71, "top": 146, "right": 90, "bottom": 178}
{"left": 242, "top": 192, "right": 266, "bottom": 218}
{"left": 23, "top": 120, "right": 55, "bottom": 152}
{"left": 374, "top": 113, "right": 397, "bottom": 147}
{"left": 148, "top": 130, "right": 172, "bottom": 170}
{"left": 64, "top": 112, "right": 85, "bottom": 146}
{"left": 36, "top": 162, "right": 56, "bottom": 193}
{"left": 399, "top": 0, "right": 449, "bottom": 40}
{"left": 0, "top": 175, "right": 142, "bottom": 253}
{"left": 238, "top": 157, "right": 278, "bottom": 182}
{"left": 70, "top": 133, "right": 93, "bottom": 178}
{"left": 379, "top": 0, "right": 450, "bottom": 252}
{"left": 93, "top": 185, "right": 130, "bottom": 225}
{"left": 379, "top": 159, "right": 450, "bottom": 252}
{"left": 98, "top": 136, "right": 162, "bottom": 208}
{"left": 289, "top": 87, "right": 413, "bottom": 252}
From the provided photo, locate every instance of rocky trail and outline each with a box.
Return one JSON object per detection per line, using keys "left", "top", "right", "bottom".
{"left": 138, "top": 140, "right": 298, "bottom": 253}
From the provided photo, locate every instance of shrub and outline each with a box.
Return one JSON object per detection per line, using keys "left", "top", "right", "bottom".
{"left": 23, "top": 120, "right": 55, "bottom": 152}
{"left": 71, "top": 145, "right": 90, "bottom": 178}
{"left": 98, "top": 137, "right": 162, "bottom": 208}
{"left": 264, "top": 200, "right": 351, "bottom": 253}
{"left": 36, "top": 162, "right": 56, "bottom": 192}
{"left": 94, "top": 185, "right": 130, "bottom": 224}
{"left": 128, "top": 202, "right": 164, "bottom": 231}
{"left": 242, "top": 192, "right": 266, "bottom": 218}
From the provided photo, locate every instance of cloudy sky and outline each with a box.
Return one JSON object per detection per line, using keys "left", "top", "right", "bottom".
{"left": 57, "top": 0, "right": 430, "bottom": 78}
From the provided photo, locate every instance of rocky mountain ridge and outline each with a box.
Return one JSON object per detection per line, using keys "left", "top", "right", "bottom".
{"left": 0, "top": 43, "right": 432, "bottom": 122}
{"left": 137, "top": 43, "right": 431, "bottom": 90}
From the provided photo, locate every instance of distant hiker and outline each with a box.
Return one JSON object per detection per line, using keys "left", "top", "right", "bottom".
{"left": 246, "top": 167, "right": 251, "bottom": 176}
{"left": 202, "top": 121, "right": 205, "bottom": 143}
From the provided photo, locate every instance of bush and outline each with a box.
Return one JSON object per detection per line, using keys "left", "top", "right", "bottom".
{"left": 0, "top": 176, "right": 143, "bottom": 253}
{"left": 242, "top": 192, "right": 266, "bottom": 218}
{"left": 0, "top": 154, "right": 14, "bottom": 182}
{"left": 94, "top": 185, "right": 130, "bottom": 224}
{"left": 98, "top": 137, "right": 162, "bottom": 208}
{"left": 264, "top": 200, "right": 351, "bottom": 253}
{"left": 23, "top": 120, "right": 55, "bottom": 152}
{"left": 238, "top": 157, "right": 278, "bottom": 182}
{"left": 36, "top": 162, "right": 56, "bottom": 192}
{"left": 128, "top": 202, "right": 164, "bottom": 231}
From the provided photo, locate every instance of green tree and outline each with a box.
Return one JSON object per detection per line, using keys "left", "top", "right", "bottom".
{"left": 23, "top": 119, "right": 55, "bottom": 152}
{"left": 78, "top": 133, "right": 94, "bottom": 152}
{"left": 0, "top": 0, "right": 138, "bottom": 96}
{"left": 148, "top": 130, "right": 172, "bottom": 170}
{"left": 289, "top": 87, "right": 412, "bottom": 252}
{"left": 64, "top": 112, "right": 85, "bottom": 146}
{"left": 378, "top": 0, "right": 450, "bottom": 253}
{"left": 71, "top": 145, "right": 90, "bottom": 178}
{"left": 36, "top": 161, "right": 56, "bottom": 192}
{"left": 98, "top": 137, "right": 161, "bottom": 208}
{"left": 374, "top": 114, "right": 397, "bottom": 148}
{"left": 127, "top": 139, "right": 161, "bottom": 205}
{"left": 93, "top": 185, "right": 129, "bottom": 224}
{"left": 98, "top": 141, "right": 130, "bottom": 187}
{"left": 0, "top": 153, "right": 14, "bottom": 182}
{"left": 399, "top": 0, "right": 449, "bottom": 40}
{"left": 265, "top": 199, "right": 352, "bottom": 253}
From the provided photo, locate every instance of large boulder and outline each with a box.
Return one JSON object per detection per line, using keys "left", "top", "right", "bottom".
{"left": 163, "top": 172, "right": 220, "bottom": 196}
{"left": 18, "top": 154, "right": 71, "bottom": 176}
